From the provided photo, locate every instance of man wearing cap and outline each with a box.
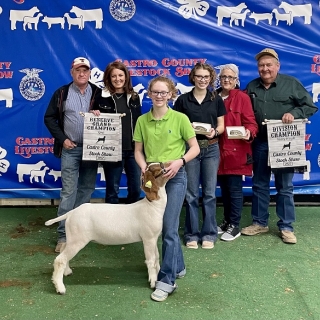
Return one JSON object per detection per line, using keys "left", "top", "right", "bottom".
{"left": 241, "top": 48, "right": 317, "bottom": 244}
{"left": 44, "top": 57, "right": 101, "bottom": 252}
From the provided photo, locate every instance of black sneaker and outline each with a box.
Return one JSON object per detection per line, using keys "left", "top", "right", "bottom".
{"left": 218, "top": 220, "right": 228, "bottom": 235}
{"left": 221, "top": 224, "right": 241, "bottom": 241}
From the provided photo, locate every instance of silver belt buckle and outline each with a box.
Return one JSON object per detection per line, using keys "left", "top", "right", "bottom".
{"left": 198, "top": 140, "right": 208, "bottom": 148}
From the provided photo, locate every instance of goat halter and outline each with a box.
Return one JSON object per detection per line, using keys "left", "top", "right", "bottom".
{"left": 146, "top": 162, "right": 167, "bottom": 179}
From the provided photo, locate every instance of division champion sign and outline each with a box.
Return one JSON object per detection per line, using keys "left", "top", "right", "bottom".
{"left": 265, "top": 119, "right": 309, "bottom": 170}
{"left": 82, "top": 113, "right": 122, "bottom": 162}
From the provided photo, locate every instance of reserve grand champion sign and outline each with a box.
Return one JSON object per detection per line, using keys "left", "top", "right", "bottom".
{"left": 82, "top": 113, "right": 122, "bottom": 162}
{"left": 266, "top": 119, "right": 308, "bottom": 170}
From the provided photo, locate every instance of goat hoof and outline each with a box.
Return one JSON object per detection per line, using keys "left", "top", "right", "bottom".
{"left": 57, "top": 290, "right": 66, "bottom": 295}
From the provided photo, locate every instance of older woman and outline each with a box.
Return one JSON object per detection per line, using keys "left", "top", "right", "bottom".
{"left": 216, "top": 64, "right": 258, "bottom": 241}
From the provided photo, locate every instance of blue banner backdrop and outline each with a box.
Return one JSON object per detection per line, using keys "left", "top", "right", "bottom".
{"left": 0, "top": 0, "right": 320, "bottom": 199}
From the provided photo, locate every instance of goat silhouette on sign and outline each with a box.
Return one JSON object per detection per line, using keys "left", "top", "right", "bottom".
{"left": 282, "top": 142, "right": 291, "bottom": 150}
{"left": 96, "top": 136, "right": 106, "bottom": 143}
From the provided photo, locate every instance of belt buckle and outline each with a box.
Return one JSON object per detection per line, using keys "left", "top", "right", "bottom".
{"left": 198, "top": 140, "right": 208, "bottom": 148}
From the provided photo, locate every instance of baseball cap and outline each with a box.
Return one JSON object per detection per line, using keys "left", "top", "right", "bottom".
{"left": 71, "top": 57, "right": 90, "bottom": 69}
{"left": 255, "top": 48, "right": 279, "bottom": 61}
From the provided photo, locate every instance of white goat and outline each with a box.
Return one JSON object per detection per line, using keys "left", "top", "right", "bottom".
{"left": 45, "top": 163, "right": 169, "bottom": 295}
{"left": 30, "top": 166, "right": 49, "bottom": 183}
{"left": 23, "top": 13, "right": 43, "bottom": 31}
{"left": 272, "top": 9, "right": 292, "bottom": 26}
{"left": 230, "top": 9, "right": 250, "bottom": 27}
{"left": 64, "top": 13, "right": 83, "bottom": 30}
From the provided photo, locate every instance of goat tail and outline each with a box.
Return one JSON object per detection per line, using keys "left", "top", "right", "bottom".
{"left": 45, "top": 213, "right": 68, "bottom": 226}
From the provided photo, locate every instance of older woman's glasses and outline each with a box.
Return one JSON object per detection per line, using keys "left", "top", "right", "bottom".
{"left": 194, "top": 75, "right": 210, "bottom": 81}
{"left": 150, "top": 91, "right": 169, "bottom": 97}
{"left": 220, "top": 75, "right": 237, "bottom": 81}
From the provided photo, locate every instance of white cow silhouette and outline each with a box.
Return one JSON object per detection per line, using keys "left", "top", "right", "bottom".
{"left": 279, "top": 1, "right": 312, "bottom": 24}
{"left": 10, "top": 6, "right": 39, "bottom": 30}
{"left": 0, "top": 89, "right": 13, "bottom": 108}
{"left": 17, "top": 161, "right": 46, "bottom": 182}
{"left": 216, "top": 3, "right": 247, "bottom": 26}
{"left": 134, "top": 83, "right": 144, "bottom": 93}
{"left": 97, "top": 166, "right": 105, "bottom": 181}
{"left": 138, "top": 90, "right": 148, "bottom": 103}
{"left": 312, "top": 83, "right": 320, "bottom": 103}
{"left": 175, "top": 83, "right": 193, "bottom": 95}
{"left": 70, "top": 6, "right": 103, "bottom": 29}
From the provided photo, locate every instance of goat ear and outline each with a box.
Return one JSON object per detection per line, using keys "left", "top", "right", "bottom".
{"left": 142, "top": 171, "right": 159, "bottom": 201}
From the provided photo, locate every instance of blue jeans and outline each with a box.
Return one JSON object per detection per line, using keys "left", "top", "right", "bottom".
{"left": 102, "top": 150, "right": 141, "bottom": 204}
{"left": 251, "top": 139, "right": 295, "bottom": 231}
{"left": 184, "top": 143, "right": 220, "bottom": 244}
{"left": 155, "top": 168, "right": 186, "bottom": 293}
{"left": 57, "top": 146, "right": 98, "bottom": 242}
{"left": 218, "top": 175, "right": 243, "bottom": 227}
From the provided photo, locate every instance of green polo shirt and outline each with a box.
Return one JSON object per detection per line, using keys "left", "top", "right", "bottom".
{"left": 133, "top": 107, "right": 195, "bottom": 163}
{"left": 246, "top": 73, "right": 318, "bottom": 140}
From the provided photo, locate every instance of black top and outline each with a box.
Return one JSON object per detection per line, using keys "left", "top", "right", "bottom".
{"left": 173, "top": 89, "right": 226, "bottom": 139}
{"left": 92, "top": 91, "right": 142, "bottom": 150}
{"left": 115, "top": 94, "right": 132, "bottom": 150}
{"left": 246, "top": 73, "right": 318, "bottom": 140}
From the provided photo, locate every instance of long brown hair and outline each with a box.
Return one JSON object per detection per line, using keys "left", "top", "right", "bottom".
{"left": 103, "top": 61, "right": 138, "bottom": 99}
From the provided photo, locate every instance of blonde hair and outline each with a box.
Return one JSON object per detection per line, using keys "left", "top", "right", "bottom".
{"left": 148, "top": 76, "right": 178, "bottom": 101}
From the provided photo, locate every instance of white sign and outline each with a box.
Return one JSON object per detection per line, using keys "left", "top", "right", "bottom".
{"left": 266, "top": 119, "right": 308, "bottom": 169}
{"left": 82, "top": 113, "right": 122, "bottom": 162}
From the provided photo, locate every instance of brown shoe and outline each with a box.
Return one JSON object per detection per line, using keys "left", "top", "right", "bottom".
{"left": 55, "top": 241, "right": 66, "bottom": 253}
{"left": 280, "top": 230, "right": 297, "bottom": 244}
{"left": 201, "top": 241, "right": 214, "bottom": 249}
{"left": 186, "top": 241, "right": 198, "bottom": 249}
{"left": 241, "top": 224, "right": 269, "bottom": 236}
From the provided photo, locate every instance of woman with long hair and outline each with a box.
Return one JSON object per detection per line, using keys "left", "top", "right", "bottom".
{"left": 92, "top": 61, "right": 141, "bottom": 204}
{"left": 174, "top": 62, "right": 226, "bottom": 249}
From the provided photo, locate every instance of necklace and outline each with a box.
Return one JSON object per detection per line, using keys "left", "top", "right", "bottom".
{"left": 115, "top": 93, "right": 124, "bottom": 99}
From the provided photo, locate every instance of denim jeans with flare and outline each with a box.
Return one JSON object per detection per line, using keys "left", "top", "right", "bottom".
{"left": 251, "top": 139, "right": 295, "bottom": 231}
{"left": 155, "top": 167, "right": 186, "bottom": 294}
{"left": 102, "top": 150, "right": 141, "bottom": 204}
{"left": 184, "top": 143, "right": 220, "bottom": 244}
{"left": 57, "top": 146, "right": 97, "bottom": 242}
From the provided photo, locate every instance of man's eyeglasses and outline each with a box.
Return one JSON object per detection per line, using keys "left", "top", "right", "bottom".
{"left": 150, "top": 91, "right": 169, "bottom": 97}
{"left": 194, "top": 75, "right": 210, "bottom": 81}
{"left": 220, "top": 75, "right": 237, "bottom": 81}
